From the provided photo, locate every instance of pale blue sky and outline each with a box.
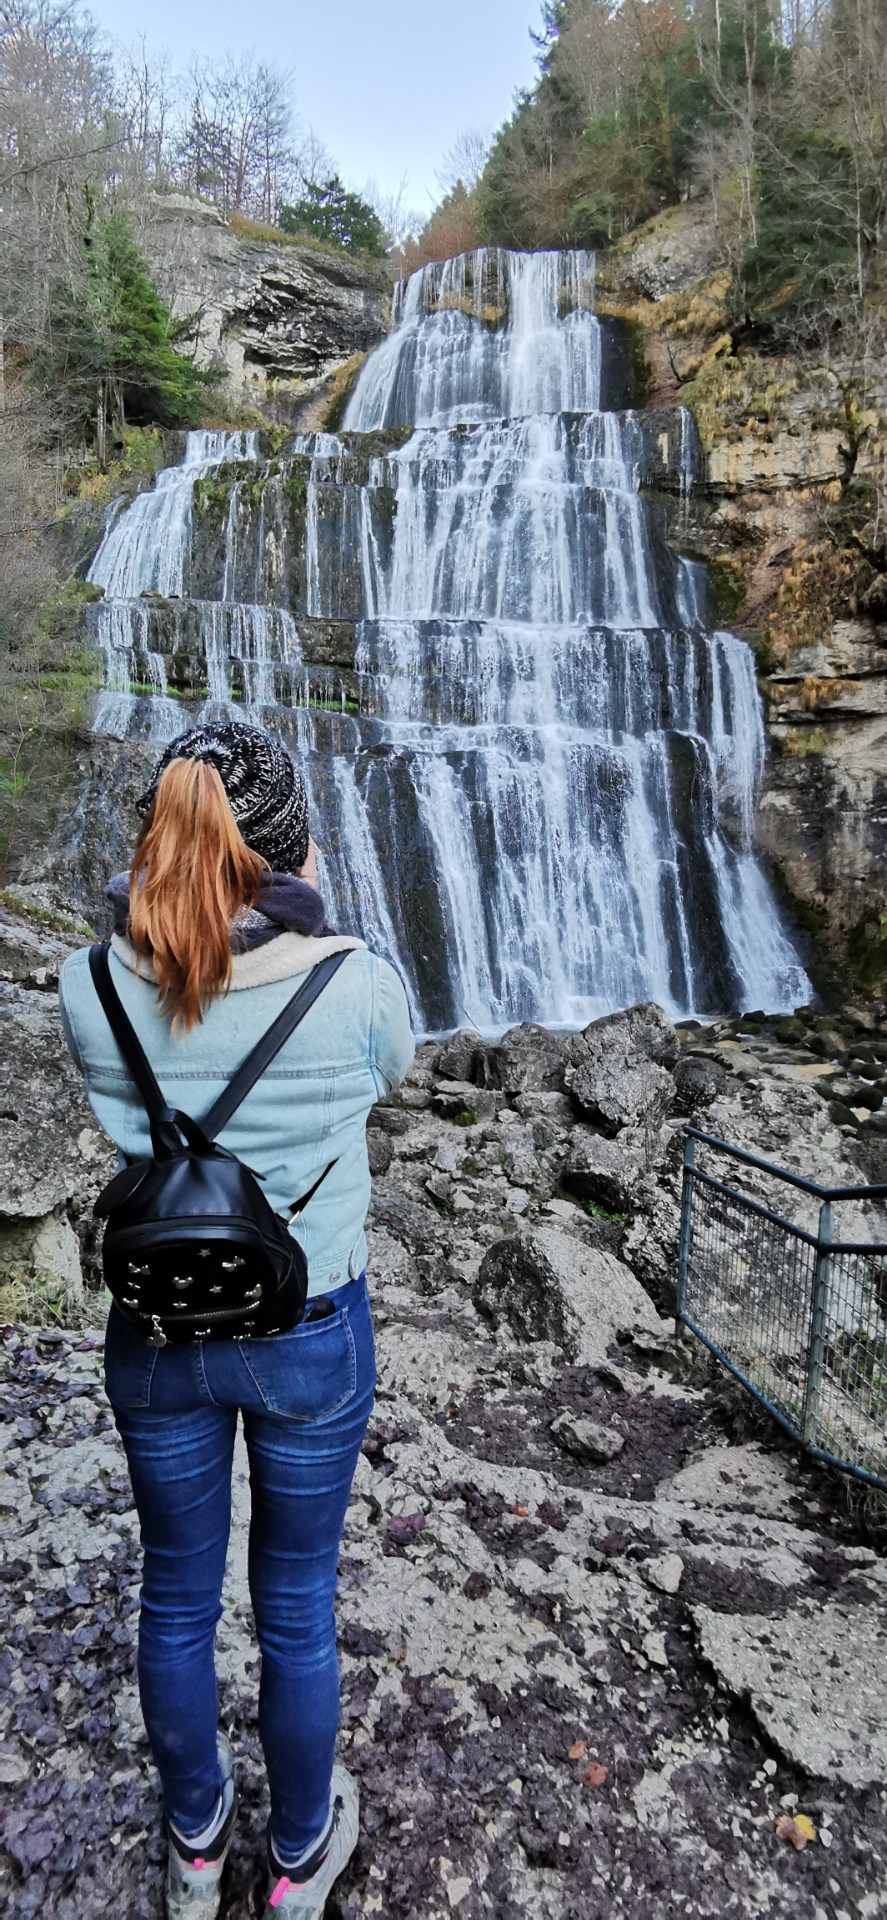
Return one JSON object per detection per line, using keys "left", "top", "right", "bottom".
{"left": 87, "top": 0, "right": 541, "bottom": 212}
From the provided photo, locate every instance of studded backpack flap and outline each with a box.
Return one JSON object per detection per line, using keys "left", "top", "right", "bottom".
{"left": 88, "top": 942, "right": 349, "bottom": 1347}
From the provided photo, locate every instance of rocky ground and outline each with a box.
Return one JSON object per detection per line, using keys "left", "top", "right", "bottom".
{"left": 2, "top": 905, "right": 887, "bottom": 1918}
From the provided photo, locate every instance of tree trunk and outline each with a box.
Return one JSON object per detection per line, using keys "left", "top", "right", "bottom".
{"left": 96, "top": 383, "right": 107, "bottom": 469}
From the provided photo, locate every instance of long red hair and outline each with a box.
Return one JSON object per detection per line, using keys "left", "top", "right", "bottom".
{"left": 129, "top": 758, "right": 268, "bottom": 1030}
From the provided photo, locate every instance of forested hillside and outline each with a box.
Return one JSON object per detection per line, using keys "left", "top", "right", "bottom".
{"left": 415, "top": 2, "right": 885, "bottom": 339}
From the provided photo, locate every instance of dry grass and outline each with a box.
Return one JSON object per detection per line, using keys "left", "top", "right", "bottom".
{"left": 800, "top": 675, "right": 861, "bottom": 710}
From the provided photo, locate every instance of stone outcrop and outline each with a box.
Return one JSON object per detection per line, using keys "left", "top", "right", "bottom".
{"left": 564, "top": 1003, "right": 679, "bottom": 1134}
{"left": 693, "top": 1602, "right": 887, "bottom": 1788}
{"left": 143, "top": 193, "right": 390, "bottom": 418}
{"left": 473, "top": 1225, "right": 670, "bottom": 1365}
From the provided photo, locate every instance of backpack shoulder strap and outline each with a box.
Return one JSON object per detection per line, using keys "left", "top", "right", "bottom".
{"left": 88, "top": 942, "right": 174, "bottom": 1131}
{"left": 201, "top": 949, "right": 351, "bottom": 1142}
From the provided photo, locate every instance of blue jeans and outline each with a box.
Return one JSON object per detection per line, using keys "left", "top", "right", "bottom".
{"left": 103, "top": 1273, "right": 375, "bottom": 1858}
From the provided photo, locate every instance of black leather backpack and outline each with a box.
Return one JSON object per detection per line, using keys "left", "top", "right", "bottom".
{"left": 88, "top": 942, "right": 349, "bottom": 1348}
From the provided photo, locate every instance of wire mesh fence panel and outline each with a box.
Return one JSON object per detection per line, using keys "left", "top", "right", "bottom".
{"left": 678, "top": 1132, "right": 887, "bottom": 1491}
{"left": 807, "top": 1245, "right": 887, "bottom": 1486}
{"left": 683, "top": 1171, "right": 818, "bottom": 1436}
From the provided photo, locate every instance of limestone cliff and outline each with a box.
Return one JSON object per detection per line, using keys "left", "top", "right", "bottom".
{"left": 143, "top": 194, "right": 391, "bottom": 418}
{"left": 598, "top": 203, "right": 887, "bottom": 997}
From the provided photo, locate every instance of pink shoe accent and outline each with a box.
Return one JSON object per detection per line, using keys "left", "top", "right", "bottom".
{"left": 269, "top": 1879, "right": 292, "bottom": 1908}
{"left": 193, "top": 1859, "right": 206, "bottom": 1871}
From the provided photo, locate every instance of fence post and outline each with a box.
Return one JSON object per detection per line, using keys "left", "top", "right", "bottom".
{"left": 803, "top": 1199, "right": 833, "bottom": 1446}
{"left": 676, "top": 1133, "right": 696, "bottom": 1329}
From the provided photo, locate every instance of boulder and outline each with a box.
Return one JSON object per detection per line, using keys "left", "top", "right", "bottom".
{"left": 621, "top": 1182, "right": 683, "bottom": 1311}
{"left": 514, "top": 1090, "right": 576, "bottom": 1148}
{"left": 432, "top": 1082, "right": 499, "bottom": 1123}
{"left": 490, "top": 1023, "right": 568, "bottom": 1095}
{"left": 499, "top": 1121, "right": 539, "bottom": 1189}
{"left": 564, "top": 1003, "right": 678, "bottom": 1134}
{"left": 473, "top": 1224, "right": 669, "bottom": 1366}
{"left": 646, "top": 1552, "right": 684, "bottom": 1595}
{"left": 830, "top": 1078, "right": 882, "bottom": 1113}
{"left": 433, "top": 1029, "right": 494, "bottom": 1087}
{"left": 367, "top": 1131, "right": 393, "bottom": 1176}
{"left": 559, "top": 1128, "right": 642, "bottom": 1215}
{"left": 549, "top": 1411, "right": 625, "bottom": 1463}
{"left": 673, "top": 1051, "right": 730, "bottom": 1116}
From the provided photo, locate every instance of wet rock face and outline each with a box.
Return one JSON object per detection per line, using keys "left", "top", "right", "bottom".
{"left": 756, "top": 618, "right": 887, "bottom": 993}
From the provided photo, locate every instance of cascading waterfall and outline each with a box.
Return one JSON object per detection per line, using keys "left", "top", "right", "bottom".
{"left": 85, "top": 245, "right": 809, "bottom": 1032}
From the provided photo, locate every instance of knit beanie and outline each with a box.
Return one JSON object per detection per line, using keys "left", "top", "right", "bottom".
{"left": 138, "top": 723, "right": 310, "bottom": 873}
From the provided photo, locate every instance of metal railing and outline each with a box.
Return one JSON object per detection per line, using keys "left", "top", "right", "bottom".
{"left": 677, "top": 1128, "right": 887, "bottom": 1490}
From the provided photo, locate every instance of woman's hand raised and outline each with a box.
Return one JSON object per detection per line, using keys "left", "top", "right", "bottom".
{"left": 298, "top": 837, "right": 319, "bottom": 890}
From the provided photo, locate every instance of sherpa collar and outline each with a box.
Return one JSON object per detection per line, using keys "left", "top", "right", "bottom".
{"left": 110, "top": 929, "right": 366, "bottom": 990}
{"left": 105, "top": 868, "right": 365, "bottom": 988}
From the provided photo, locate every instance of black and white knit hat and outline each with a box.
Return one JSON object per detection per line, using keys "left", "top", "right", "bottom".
{"left": 139, "top": 723, "right": 310, "bottom": 873}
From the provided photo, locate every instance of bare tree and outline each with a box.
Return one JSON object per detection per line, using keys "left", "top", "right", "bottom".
{"left": 362, "top": 173, "right": 423, "bottom": 251}
{"left": 435, "top": 127, "right": 491, "bottom": 196}
{"left": 176, "top": 51, "right": 295, "bottom": 219}
{"left": 115, "top": 35, "right": 179, "bottom": 189}
{"left": 0, "top": 0, "right": 122, "bottom": 403}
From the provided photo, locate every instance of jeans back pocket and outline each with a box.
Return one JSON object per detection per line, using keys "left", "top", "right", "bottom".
{"left": 103, "top": 1303, "right": 159, "bottom": 1410}
{"left": 238, "top": 1309, "right": 357, "bottom": 1421}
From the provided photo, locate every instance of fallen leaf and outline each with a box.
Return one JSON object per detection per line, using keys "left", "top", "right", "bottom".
{"left": 568, "top": 1740, "right": 587, "bottom": 1761}
{"left": 581, "top": 1761, "right": 609, "bottom": 1788}
{"left": 775, "top": 1813, "right": 816, "bottom": 1850}
{"left": 385, "top": 1512, "right": 426, "bottom": 1543}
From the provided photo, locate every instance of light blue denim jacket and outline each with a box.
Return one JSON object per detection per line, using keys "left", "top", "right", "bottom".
{"left": 59, "top": 930, "right": 414, "bottom": 1297}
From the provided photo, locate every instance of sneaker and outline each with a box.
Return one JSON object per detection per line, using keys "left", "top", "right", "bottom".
{"left": 264, "top": 1765, "right": 359, "bottom": 1918}
{"left": 165, "top": 1733, "right": 238, "bottom": 1919}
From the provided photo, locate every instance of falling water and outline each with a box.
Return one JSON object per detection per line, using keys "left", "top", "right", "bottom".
{"left": 85, "top": 249, "right": 809, "bottom": 1031}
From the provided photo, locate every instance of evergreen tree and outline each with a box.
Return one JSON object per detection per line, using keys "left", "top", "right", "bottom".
{"left": 36, "top": 203, "right": 210, "bottom": 458}
{"left": 278, "top": 177, "right": 387, "bottom": 255}
{"left": 744, "top": 132, "right": 878, "bottom": 332}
